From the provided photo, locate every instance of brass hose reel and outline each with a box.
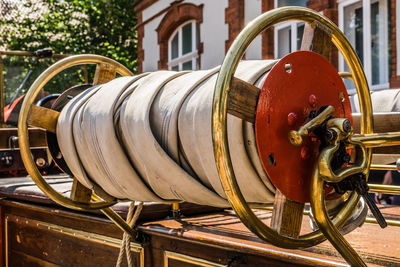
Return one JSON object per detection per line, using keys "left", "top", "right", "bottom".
{"left": 17, "top": 54, "right": 133, "bottom": 211}
{"left": 17, "top": 6, "right": 400, "bottom": 267}
{"left": 212, "top": 6, "right": 373, "bottom": 266}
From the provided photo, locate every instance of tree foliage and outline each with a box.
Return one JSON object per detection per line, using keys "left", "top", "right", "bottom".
{"left": 0, "top": 0, "right": 137, "bottom": 102}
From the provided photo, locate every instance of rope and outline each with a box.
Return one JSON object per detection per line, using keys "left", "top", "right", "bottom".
{"left": 116, "top": 201, "right": 143, "bottom": 267}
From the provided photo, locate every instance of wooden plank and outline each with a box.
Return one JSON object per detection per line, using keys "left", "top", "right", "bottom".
{"left": 0, "top": 128, "right": 47, "bottom": 149}
{"left": 353, "top": 112, "right": 400, "bottom": 154}
{"left": 27, "top": 105, "right": 60, "bottom": 133}
{"left": 227, "top": 78, "right": 260, "bottom": 124}
{"left": 93, "top": 63, "right": 117, "bottom": 85}
{"left": 300, "top": 21, "right": 332, "bottom": 59}
{"left": 270, "top": 190, "right": 304, "bottom": 237}
{"left": 352, "top": 112, "right": 400, "bottom": 133}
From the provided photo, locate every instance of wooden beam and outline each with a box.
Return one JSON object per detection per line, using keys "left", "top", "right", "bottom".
{"left": 227, "top": 78, "right": 260, "bottom": 123}
{"left": 352, "top": 112, "right": 400, "bottom": 133}
{"left": 93, "top": 63, "right": 117, "bottom": 85}
{"left": 270, "top": 190, "right": 304, "bottom": 237}
{"left": 28, "top": 105, "right": 60, "bottom": 133}
{"left": 0, "top": 128, "right": 47, "bottom": 149}
{"left": 300, "top": 21, "right": 332, "bottom": 59}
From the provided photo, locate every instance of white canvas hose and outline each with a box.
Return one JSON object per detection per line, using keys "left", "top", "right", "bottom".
{"left": 57, "top": 60, "right": 278, "bottom": 207}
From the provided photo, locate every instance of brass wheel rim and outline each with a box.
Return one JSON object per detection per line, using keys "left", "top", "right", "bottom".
{"left": 18, "top": 54, "right": 133, "bottom": 211}
{"left": 212, "top": 7, "right": 372, "bottom": 248}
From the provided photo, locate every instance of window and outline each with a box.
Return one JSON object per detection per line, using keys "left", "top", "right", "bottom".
{"left": 339, "top": 0, "right": 389, "bottom": 92}
{"left": 168, "top": 21, "right": 199, "bottom": 71}
{"left": 274, "top": 0, "right": 306, "bottom": 58}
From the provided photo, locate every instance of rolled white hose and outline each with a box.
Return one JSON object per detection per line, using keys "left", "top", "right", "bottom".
{"left": 57, "top": 60, "right": 277, "bottom": 207}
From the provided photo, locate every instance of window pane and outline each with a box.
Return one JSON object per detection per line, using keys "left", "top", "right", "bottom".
{"left": 277, "top": 26, "right": 291, "bottom": 58}
{"left": 171, "top": 65, "right": 179, "bottom": 71}
{"left": 296, "top": 23, "right": 304, "bottom": 50}
{"left": 370, "top": 1, "right": 380, "bottom": 85}
{"left": 344, "top": 3, "right": 363, "bottom": 64}
{"left": 171, "top": 33, "right": 179, "bottom": 59}
{"left": 277, "top": 0, "right": 307, "bottom": 7}
{"left": 182, "top": 23, "right": 192, "bottom": 55}
{"left": 182, "top": 60, "right": 192, "bottom": 70}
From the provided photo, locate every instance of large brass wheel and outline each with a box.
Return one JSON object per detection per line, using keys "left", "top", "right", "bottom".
{"left": 18, "top": 54, "right": 133, "bottom": 211}
{"left": 212, "top": 6, "right": 372, "bottom": 264}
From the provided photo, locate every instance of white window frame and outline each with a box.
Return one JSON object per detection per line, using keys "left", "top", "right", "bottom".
{"left": 274, "top": 22, "right": 296, "bottom": 58}
{"left": 168, "top": 20, "right": 198, "bottom": 71}
{"left": 338, "top": 0, "right": 389, "bottom": 94}
{"left": 273, "top": 0, "right": 306, "bottom": 58}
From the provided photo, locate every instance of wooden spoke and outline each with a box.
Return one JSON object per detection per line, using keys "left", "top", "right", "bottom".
{"left": 28, "top": 105, "right": 60, "bottom": 133}
{"left": 353, "top": 112, "right": 400, "bottom": 133}
{"left": 227, "top": 78, "right": 260, "bottom": 123}
{"left": 93, "top": 63, "right": 117, "bottom": 85}
{"left": 70, "top": 179, "right": 93, "bottom": 202}
{"left": 300, "top": 21, "right": 332, "bottom": 59}
{"left": 271, "top": 190, "right": 304, "bottom": 237}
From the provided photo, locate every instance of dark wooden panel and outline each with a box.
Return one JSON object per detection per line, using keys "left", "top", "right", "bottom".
{"left": 5, "top": 214, "right": 142, "bottom": 267}
{"left": 0, "top": 128, "right": 46, "bottom": 149}
{"left": 8, "top": 250, "right": 59, "bottom": 267}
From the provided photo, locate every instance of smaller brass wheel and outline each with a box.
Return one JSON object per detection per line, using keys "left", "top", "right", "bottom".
{"left": 18, "top": 54, "right": 133, "bottom": 211}
{"left": 212, "top": 6, "right": 373, "bottom": 251}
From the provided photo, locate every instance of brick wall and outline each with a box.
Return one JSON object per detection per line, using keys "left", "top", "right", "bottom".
{"left": 261, "top": 0, "right": 274, "bottom": 59}
{"left": 390, "top": 0, "right": 400, "bottom": 88}
{"left": 225, "top": 0, "right": 244, "bottom": 52}
{"left": 137, "top": 11, "right": 144, "bottom": 73}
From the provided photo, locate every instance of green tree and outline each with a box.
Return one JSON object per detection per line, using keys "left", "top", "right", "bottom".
{"left": 0, "top": 0, "right": 137, "bottom": 102}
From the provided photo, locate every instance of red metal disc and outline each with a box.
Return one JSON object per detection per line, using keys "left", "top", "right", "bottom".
{"left": 255, "top": 51, "right": 352, "bottom": 203}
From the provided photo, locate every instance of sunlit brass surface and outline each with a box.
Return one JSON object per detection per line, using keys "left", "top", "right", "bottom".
{"left": 18, "top": 54, "right": 132, "bottom": 211}
{"left": 370, "top": 164, "right": 398, "bottom": 171}
{"left": 288, "top": 105, "right": 334, "bottom": 146}
{"left": 164, "top": 251, "right": 227, "bottom": 267}
{"left": 212, "top": 6, "right": 372, "bottom": 255}
{"left": 365, "top": 217, "right": 400, "bottom": 227}
{"left": 368, "top": 184, "right": 400, "bottom": 195}
{"left": 310, "top": 168, "right": 366, "bottom": 266}
{"left": 339, "top": 72, "right": 353, "bottom": 80}
{"left": 350, "top": 132, "right": 400, "bottom": 148}
{"left": 319, "top": 139, "right": 367, "bottom": 183}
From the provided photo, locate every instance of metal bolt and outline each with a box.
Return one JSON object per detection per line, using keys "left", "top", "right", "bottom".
{"left": 287, "top": 112, "right": 298, "bottom": 126}
{"left": 342, "top": 119, "right": 352, "bottom": 133}
{"left": 325, "top": 129, "right": 338, "bottom": 142}
{"left": 396, "top": 158, "right": 400, "bottom": 173}
{"left": 308, "top": 94, "right": 317, "bottom": 107}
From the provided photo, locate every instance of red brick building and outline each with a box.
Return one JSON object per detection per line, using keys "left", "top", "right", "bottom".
{"left": 134, "top": 0, "right": 399, "bottom": 94}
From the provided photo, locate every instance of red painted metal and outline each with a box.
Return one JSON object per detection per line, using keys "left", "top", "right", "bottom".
{"left": 255, "top": 51, "right": 352, "bottom": 203}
